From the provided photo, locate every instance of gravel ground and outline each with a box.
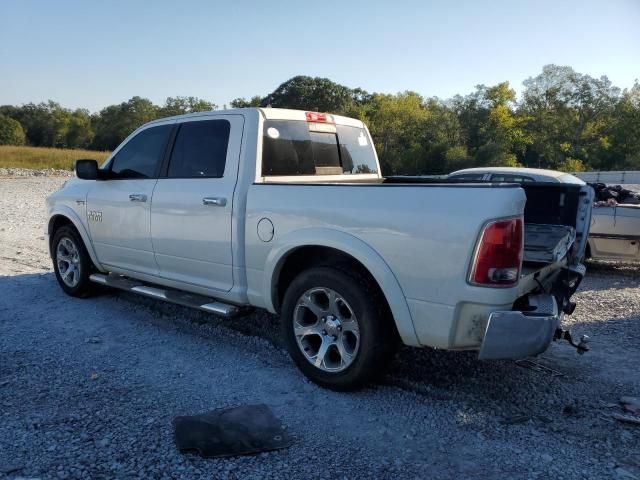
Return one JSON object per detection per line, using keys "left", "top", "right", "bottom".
{"left": 0, "top": 176, "right": 639, "bottom": 480}
{"left": 0, "top": 168, "right": 75, "bottom": 178}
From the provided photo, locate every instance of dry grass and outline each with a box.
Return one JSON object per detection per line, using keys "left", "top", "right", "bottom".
{"left": 0, "top": 146, "right": 110, "bottom": 170}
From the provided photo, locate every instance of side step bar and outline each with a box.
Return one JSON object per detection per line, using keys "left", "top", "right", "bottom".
{"left": 89, "top": 273, "right": 242, "bottom": 317}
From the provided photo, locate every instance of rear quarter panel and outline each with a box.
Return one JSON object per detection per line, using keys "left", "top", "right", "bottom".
{"left": 244, "top": 183, "right": 527, "bottom": 347}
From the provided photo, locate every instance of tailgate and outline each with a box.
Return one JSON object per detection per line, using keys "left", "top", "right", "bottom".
{"left": 520, "top": 182, "right": 594, "bottom": 267}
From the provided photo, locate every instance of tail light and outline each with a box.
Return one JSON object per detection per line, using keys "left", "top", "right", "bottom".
{"left": 306, "top": 111, "right": 336, "bottom": 133}
{"left": 305, "top": 111, "right": 334, "bottom": 123}
{"left": 470, "top": 217, "right": 523, "bottom": 287}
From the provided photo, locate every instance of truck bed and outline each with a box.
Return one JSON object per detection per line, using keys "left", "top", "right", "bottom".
{"left": 385, "top": 176, "right": 590, "bottom": 275}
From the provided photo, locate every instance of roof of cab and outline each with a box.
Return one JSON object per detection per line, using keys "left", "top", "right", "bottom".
{"left": 145, "top": 107, "right": 364, "bottom": 128}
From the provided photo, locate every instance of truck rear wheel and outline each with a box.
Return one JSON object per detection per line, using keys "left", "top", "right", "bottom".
{"left": 52, "top": 225, "right": 95, "bottom": 297}
{"left": 281, "top": 266, "right": 394, "bottom": 391}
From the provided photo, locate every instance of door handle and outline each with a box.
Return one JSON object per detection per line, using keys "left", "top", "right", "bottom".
{"left": 129, "top": 194, "right": 147, "bottom": 202}
{"left": 202, "top": 197, "right": 227, "bottom": 207}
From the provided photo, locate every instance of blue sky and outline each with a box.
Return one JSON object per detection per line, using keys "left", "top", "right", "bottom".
{"left": 1, "top": 0, "right": 638, "bottom": 112}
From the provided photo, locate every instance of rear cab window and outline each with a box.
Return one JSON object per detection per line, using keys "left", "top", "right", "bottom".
{"left": 261, "top": 117, "right": 378, "bottom": 178}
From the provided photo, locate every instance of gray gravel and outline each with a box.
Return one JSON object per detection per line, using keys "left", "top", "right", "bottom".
{"left": 0, "top": 168, "right": 75, "bottom": 178}
{"left": 0, "top": 168, "right": 76, "bottom": 178}
{"left": 1, "top": 176, "right": 639, "bottom": 480}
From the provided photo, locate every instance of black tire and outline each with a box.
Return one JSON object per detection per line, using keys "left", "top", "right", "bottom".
{"left": 281, "top": 266, "right": 395, "bottom": 391}
{"left": 51, "top": 225, "right": 95, "bottom": 297}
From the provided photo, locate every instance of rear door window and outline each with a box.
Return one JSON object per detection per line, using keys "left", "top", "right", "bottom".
{"left": 167, "top": 120, "right": 230, "bottom": 178}
{"left": 110, "top": 125, "right": 173, "bottom": 179}
{"left": 262, "top": 120, "right": 378, "bottom": 176}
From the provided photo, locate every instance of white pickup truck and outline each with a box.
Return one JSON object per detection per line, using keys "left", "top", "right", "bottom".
{"left": 46, "top": 108, "right": 594, "bottom": 390}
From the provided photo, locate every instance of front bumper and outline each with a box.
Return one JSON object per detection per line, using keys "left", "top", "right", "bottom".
{"left": 478, "top": 294, "right": 560, "bottom": 360}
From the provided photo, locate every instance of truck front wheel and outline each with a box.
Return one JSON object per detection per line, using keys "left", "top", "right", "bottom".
{"left": 281, "top": 266, "right": 394, "bottom": 391}
{"left": 52, "top": 225, "right": 95, "bottom": 297}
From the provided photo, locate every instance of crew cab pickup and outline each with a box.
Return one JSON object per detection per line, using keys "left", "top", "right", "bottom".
{"left": 46, "top": 108, "right": 594, "bottom": 390}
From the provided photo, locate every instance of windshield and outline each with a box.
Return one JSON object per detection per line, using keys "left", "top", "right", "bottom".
{"left": 261, "top": 120, "right": 378, "bottom": 176}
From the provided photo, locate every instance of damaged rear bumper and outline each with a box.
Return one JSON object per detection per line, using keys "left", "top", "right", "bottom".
{"left": 478, "top": 294, "right": 561, "bottom": 360}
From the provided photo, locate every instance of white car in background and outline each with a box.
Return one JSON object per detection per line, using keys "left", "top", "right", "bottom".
{"left": 449, "top": 167, "right": 640, "bottom": 262}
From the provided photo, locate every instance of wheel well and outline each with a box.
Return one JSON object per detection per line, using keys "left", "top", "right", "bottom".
{"left": 48, "top": 215, "right": 73, "bottom": 248}
{"left": 274, "top": 246, "right": 397, "bottom": 335}
{"left": 48, "top": 215, "right": 100, "bottom": 272}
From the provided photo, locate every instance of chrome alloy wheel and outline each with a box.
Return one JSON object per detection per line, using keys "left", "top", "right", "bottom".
{"left": 293, "top": 287, "right": 360, "bottom": 372}
{"left": 56, "top": 236, "right": 81, "bottom": 288}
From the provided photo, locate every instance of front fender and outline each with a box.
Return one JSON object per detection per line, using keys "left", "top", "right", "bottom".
{"left": 48, "top": 206, "right": 105, "bottom": 272}
{"left": 262, "top": 227, "right": 420, "bottom": 347}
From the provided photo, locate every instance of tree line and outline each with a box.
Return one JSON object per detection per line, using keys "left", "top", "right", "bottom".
{"left": 1, "top": 64, "right": 638, "bottom": 175}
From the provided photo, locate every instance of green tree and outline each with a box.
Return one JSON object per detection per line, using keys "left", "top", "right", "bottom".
{"left": 450, "top": 82, "right": 529, "bottom": 169}
{"left": 519, "top": 65, "right": 620, "bottom": 169}
{"left": 230, "top": 96, "right": 262, "bottom": 108}
{"left": 483, "top": 82, "right": 531, "bottom": 156}
{"left": 50, "top": 103, "right": 72, "bottom": 147}
{"left": 420, "top": 98, "right": 467, "bottom": 173}
{"left": 261, "top": 76, "right": 358, "bottom": 113}
{"left": 0, "top": 114, "right": 26, "bottom": 145}
{"left": 0, "top": 101, "right": 94, "bottom": 148}
{"left": 605, "top": 81, "right": 640, "bottom": 169}
{"left": 66, "top": 109, "right": 94, "bottom": 148}
{"left": 3, "top": 101, "right": 59, "bottom": 146}
{"left": 474, "top": 142, "right": 522, "bottom": 168}
{"left": 557, "top": 157, "right": 586, "bottom": 172}
{"left": 0, "top": 67, "right": 637, "bottom": 174}
{"left": 91, "top": 96, "right": 158, "bottom": 151}
{"left": 451, "top": 88, "right": 489, "bottom": 155}
{"left": 358, "top": 92, "right": 428, "bottom": 174}
{"left": 158, "top": 96, "right": 216, "bottom": 117}
{"left": 445, "top": 145, "right": 473, "bottom": 171}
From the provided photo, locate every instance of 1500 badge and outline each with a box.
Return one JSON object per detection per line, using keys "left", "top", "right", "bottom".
{"left": 87, "top": 210, "right": 103, "bottom": 222}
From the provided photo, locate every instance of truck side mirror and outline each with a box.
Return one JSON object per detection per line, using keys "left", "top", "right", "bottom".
{"left": 75, "top": 159, "right": 99, "bottom": 180}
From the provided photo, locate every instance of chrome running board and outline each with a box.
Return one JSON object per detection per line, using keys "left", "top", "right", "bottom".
{"left": 89, "top": 273, "right": 241, "bottom": 317}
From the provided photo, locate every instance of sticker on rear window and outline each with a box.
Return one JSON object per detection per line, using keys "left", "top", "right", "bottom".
{"left": 267, "top": 127, "right": 280, "bottom": 139}
{"left": 357, "top": 131, "right": 368, "bottom": 146}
